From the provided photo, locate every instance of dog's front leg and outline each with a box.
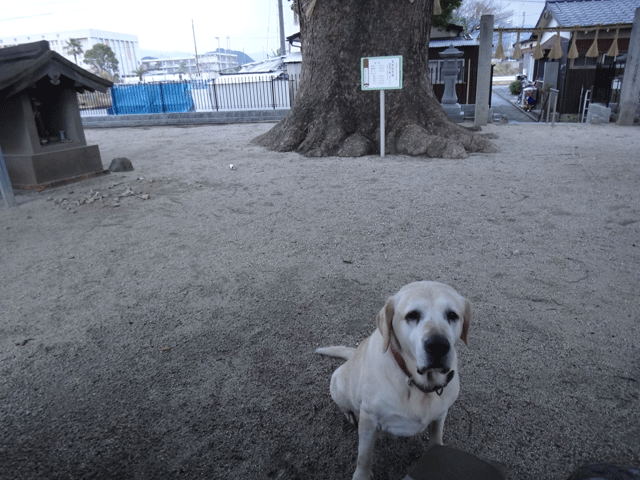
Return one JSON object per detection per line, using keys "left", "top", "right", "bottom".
{"left": 353, "top": 411, "right": 378, "bottom": 480}
{"left": 427, "top": 411, "right": 447, "bottom": 447}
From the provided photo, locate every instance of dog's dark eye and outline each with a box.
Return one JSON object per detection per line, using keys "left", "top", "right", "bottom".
{"left": 405, "top": 310, "right": 421, "bottom": 322}
{"left": 446, "top": 310, "right": 459, "bottom": 322}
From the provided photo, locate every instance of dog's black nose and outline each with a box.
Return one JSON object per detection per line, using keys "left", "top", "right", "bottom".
{"left": 424, "top": 335, "right": 450, "bottom": 361}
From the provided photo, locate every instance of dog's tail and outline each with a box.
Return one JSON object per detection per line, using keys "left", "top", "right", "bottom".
{"left": 315, "top": 346, "right": 356, "bottom": 360}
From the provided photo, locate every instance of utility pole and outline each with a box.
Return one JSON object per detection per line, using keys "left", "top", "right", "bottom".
{"left": 192, "top": 19, "right": 200, "bottom": 75}
{"left": 278, "top": 0, "right": 287, "bottom": 56}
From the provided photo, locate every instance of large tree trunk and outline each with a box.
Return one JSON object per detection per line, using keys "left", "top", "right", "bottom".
{"left": 255, "top": 0, "right": 496, "bottom": 158}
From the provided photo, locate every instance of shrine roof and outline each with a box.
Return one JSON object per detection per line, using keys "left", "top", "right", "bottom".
{"left": 0, "top": 41, "right": 112, "bottom": 98}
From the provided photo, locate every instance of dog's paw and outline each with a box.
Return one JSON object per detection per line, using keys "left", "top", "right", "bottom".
{"left": 352, "top": 468, "right": 372, "bottom": 480}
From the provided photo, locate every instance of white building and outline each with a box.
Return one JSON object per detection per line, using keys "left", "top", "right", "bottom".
{"left": 141, "top": 52, "right": 238, "bottom": 81}
{"left": 0, "top": 29, "right": 141, "bottom": 80}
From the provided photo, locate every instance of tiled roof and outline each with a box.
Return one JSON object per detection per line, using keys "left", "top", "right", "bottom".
{"left": 430, "top": 38, "right": 479, "bottom": 48}
{"left": 235, "top": 57, "right": 285, "bottom": 74}
{"left": 547, "top": 0, "right": 640, "bottom": 27}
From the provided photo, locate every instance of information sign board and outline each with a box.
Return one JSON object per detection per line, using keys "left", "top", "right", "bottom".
{"left": 361, "top": 56, "right": 403, "bottom": 91}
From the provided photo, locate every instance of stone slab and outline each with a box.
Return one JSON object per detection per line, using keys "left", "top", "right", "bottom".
{"left": 587, "top": 103, "right": 611, "bottom": 124}
{"left": 4, "top": 144, "right": 104, "bottom": 188}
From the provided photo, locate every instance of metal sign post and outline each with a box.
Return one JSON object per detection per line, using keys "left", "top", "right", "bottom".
{"left": 0, "top": 145, "right": 17, "bottom": 208}
{"left": 361, "top": 56, "right": 402, "bottom": 157}
{"left": 380, "top": 90, "right": 385, "bottom": 156}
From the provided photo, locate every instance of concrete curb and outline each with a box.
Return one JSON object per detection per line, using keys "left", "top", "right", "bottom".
{"left": 82, "top": 109, "right": 289, "bottom": 128}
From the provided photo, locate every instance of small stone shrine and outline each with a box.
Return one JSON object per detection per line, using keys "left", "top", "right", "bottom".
{"left": 0, "top": 41, "right": 112, "bottom": 189}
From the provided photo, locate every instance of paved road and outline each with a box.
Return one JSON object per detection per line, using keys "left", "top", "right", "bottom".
{"left": 491, "top": 85, "right": 537, "bottom": 123}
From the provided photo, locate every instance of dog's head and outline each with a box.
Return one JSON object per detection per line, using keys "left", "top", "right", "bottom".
{"left": 376, "top": 281, "right": 471, "bottom": 389}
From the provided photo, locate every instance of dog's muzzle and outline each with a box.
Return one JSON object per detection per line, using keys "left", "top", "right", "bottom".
{"left": 416, "top": 365, "right": 451, "bottom": 376}
{"left": 418, "top": 335, "right": 451, "bottom": 373}
{"left": 410, "top": 369, "right": 455, "bottom": 396}
{"left": 390, "top": 339, "right": 455, "bottom": 396}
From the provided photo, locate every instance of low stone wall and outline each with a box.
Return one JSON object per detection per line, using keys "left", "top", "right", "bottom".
{"left": 82, "top": 109, "right": 289, "bottom": 128}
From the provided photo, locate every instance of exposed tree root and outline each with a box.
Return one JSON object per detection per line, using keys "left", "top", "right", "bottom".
{"left": 254, "top": 108, "right": 497, "bottom": 159}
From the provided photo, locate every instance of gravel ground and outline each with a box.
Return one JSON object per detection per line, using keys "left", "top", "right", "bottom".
{"left": 1, "top": 122, "right": 639, "bottom": 479}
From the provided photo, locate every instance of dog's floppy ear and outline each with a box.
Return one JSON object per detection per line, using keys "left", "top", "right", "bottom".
{"left": 460, "top": 298, "right": 471, "bottom": 345}
{"left": 376, "top": 298, "right": 395, "bottom": 353}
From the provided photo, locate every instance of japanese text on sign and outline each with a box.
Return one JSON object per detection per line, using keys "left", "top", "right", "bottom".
{"left": 361, "top": 56, "right": 403, "bottom": 90}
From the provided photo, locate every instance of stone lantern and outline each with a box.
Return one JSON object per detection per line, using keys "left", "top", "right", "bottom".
{"left": 438, "top": 45, "right": 464, "bottom": 123}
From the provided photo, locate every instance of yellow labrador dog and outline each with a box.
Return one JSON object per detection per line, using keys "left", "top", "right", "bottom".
{"left": 316, "top": 281, "right": 471, "bottom": 480}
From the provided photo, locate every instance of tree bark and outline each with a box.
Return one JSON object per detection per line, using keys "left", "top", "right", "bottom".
{"left": 254, "top": 0, "right": 496, "bottom": 158}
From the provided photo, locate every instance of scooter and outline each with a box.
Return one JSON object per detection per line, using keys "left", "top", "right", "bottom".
{"left": 517, "top": 77, "right": 539, "bottom": 111}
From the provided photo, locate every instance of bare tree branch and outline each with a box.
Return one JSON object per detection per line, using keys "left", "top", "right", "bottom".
{"left": 454, "top": 0, "right": 514, "bottom": 32}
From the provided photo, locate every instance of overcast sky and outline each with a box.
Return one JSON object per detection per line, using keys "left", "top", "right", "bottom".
{"left": 1, "top": 0, "right": 545, "bottom": 58}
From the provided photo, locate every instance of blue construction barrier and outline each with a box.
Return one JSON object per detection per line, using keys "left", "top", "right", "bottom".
{"left": 108, "top": 83, "right": 195, "bottom": 115}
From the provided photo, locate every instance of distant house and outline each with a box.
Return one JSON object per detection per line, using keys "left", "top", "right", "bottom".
{"left": 283, "top": 52, "right": 302, "bottom": 76}
{"left": 217, "top": 52, "right": 302, "bottom": 81}
{"left": 521, "top": 0, "right": 640, "bottom": 115}
{"left": 210, "top": 54, "right": 301, "bottom": 110}
{"left": 141, "top": 51, "right": 238, "bottom": 82}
